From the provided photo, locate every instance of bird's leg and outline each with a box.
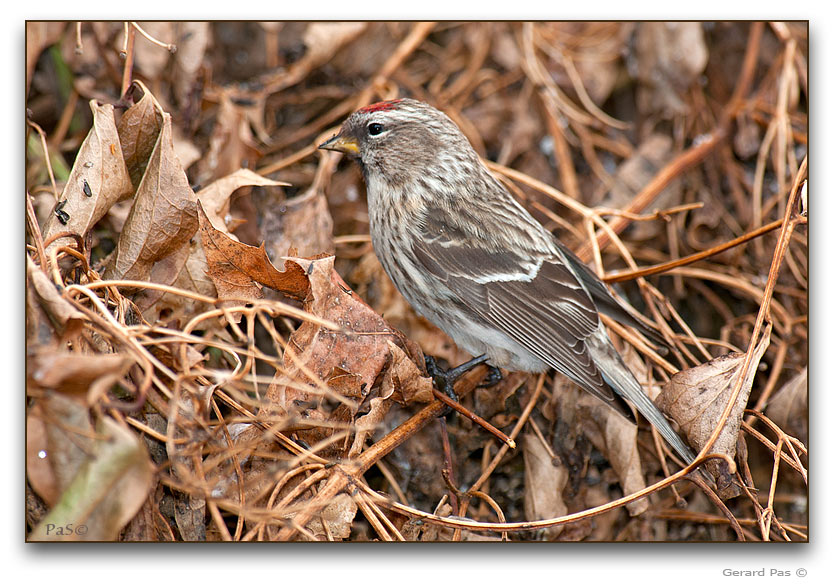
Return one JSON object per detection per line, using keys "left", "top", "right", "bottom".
{"left": 425, "top": 354, "right": 492, "bottom": 409}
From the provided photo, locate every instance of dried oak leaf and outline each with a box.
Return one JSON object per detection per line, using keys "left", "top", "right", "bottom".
{"left": 141, "top": 166, "right": 285, "bottom": 320}
{"left": 107, "top": 112, "right": 198, "bottom": 288}
{"left": 196, "top": 200, "right": 310, "bottom": 303}
{"left": 656, "top": 325, "right": 771, "bottom": 497}
{"left": 43, "top": 100, "right": 133, "bottom": 253}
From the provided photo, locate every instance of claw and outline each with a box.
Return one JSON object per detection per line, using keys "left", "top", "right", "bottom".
{"left": 425, "top": 354, "right": 492, "bottom": 416}
{"left": 479, "top": 365, "right": 503, "bottom": 388}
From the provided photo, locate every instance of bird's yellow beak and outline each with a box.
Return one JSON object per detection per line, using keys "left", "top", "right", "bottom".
{"left": 318, "top": 133, "right": 360, "bottom": 156}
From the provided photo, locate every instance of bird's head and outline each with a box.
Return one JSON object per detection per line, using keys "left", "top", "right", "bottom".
{"left": 318, "top": 98, "right": 480, "bottom": 187}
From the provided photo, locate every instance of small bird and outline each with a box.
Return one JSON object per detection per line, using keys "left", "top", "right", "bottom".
{"left": 319, "top": 98, "right": 696, "bottom": 466}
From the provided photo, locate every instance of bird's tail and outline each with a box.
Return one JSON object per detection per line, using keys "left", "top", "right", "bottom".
{"left": 589, "top": 336, "right": 696, "bottom": 465}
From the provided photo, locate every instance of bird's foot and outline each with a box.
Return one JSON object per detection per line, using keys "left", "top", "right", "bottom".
{"left": 479, "top": 365, "right": 503, "bottom": 388}
{"left": 425, "top": 354, "right": 492, "bottom": 416}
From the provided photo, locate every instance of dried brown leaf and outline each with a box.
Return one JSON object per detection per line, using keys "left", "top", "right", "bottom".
{"left": 26, "top": 256, "right": 85, "bottom": 341}
{"left": 603, "top": 133, "right": 680, "bottom": 241}
{"left": 130, "top": 22, "right": 175, "bottom": 78}
{"left": 26, "top": 393, "right": 95, "bottom": 507}
{"left": 197, "top": 200, "right": 310, "bottom": 302}
{"left": 264, "top": 256, "right": 431, "bottom": 454}
{"left": 197, "top": 168, "right": 289, "bottom": 236}
{"left": 657, "top": 325, "right": 772, "bottom": 495}
{"left": 30, "top": 415, "right": 153, "bottom": 541}
{"left": 26, "top": 22, "right": 66, "bottom": 90}
{"left": 174, "top": 235, "right": 216, "bottom": 300}
{"left": 107, "top": 112, "right": 198, "bottom": 283}
{"left": 300, "top": 493, "right": 358, "bottom": 540}
{"left": 349, "top": 396, "right": 392, "bottom": 458}
{"left": 172, "top": 22, "right": 210, "bottom": 111}
{"left": 43, "top": 101, "right": 133, "bottom": 252}
{"left": 550, "top": 373, "right": 648, "bottom": 515}
{"left": 196, "top": 94, "right": 262, "bottom": 185}
{"left": 26, "top": 411, "right": 60, "bottom": 506}
{"left": 522, "top": 432, "right": 568, "bottom": 539}
{"left": 118, "top": 83, "right": 165, "bottom": 190}
{"left": 382, "top": 341, "right": 433, "bottom": 405}
{"left": 572, "top": 389, "right": 649, "bottom": 516}
{"left": 635, "top": 22, "right": 708, "bottom": 116}
{"left": 260, "top": 188, "right": 334, "bottom": 259}
{"left": 766, "top": 367, "right": 807, "bottom": 443}
{"left": 28, "top": 350, "right": 134, "bottom": 405}
{"left": 301, "top": 22, "right": 368, "bottom": 71}
{"left": 173, "top": 492, "right": 206, "bottom": 542}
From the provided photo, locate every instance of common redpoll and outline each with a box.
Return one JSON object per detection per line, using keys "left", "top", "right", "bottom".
{"left": 320, "top": 98, "right": 696, "bottom": 466}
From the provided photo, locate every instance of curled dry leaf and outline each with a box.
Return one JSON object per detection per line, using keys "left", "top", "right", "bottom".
{"left": 28, "top": 350, "right": 134, "bottom": 405}
{"left": 196, "top": 200, "right": 310, "bottom": 303}
{"left": 107, "top": 112, "right": 198, "bottom": 286}
{"left": 381, "top": 341, "right": 434, "bottom": 405}
{"left": 656, "top": 324, "right": 772, "bottom": 496}
{"left": 197, "top": 168, "right": 290, "bottom": 236}
{"left": 522, "top": 432, "right": 568, "bottom": 540}
{"left": 117, "top": 82, "right": 165, "bottom": 190}
{"left": 140, "top": 162, "right": 292, "bottom": 318}
{"left": 26, "top": 255, "right": 85, "bottom": 342}
{"left": 42, "top": 100, "right": 133, "bottom": 253}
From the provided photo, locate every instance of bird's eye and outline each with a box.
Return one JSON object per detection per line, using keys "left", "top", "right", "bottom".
{"left": 367, "top": 123, "right": 384, "bottom": 136}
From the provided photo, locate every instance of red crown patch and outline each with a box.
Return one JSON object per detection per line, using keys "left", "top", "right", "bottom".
{"left": 357, "top": 99, "right": 404, "bottom": 114}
